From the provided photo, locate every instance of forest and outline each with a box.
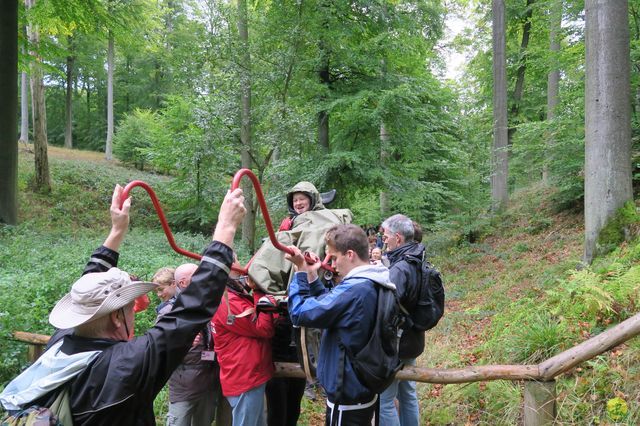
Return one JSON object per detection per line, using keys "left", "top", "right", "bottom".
{"left": 1, "top": 0, "right": 640, "bottom": 424}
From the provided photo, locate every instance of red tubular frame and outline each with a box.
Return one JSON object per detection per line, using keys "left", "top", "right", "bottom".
{"left": 121, "top": 180, "right": 202, "bottom": 261}
{"left": 121, "top": 168, "right": 334, "bottom": 276}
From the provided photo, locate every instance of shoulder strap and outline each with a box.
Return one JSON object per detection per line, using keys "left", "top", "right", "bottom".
{"left": 335, "top": 340, "right": 346, "bottom": 406}
{"left": 224, "top": 290, "right": 256, "bottom": 325}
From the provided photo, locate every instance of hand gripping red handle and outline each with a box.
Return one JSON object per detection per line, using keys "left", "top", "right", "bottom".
{"left": 231, "top": 168, "right": 334, "bottom": 272}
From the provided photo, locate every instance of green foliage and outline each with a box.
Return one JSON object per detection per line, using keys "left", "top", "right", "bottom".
{"left": 140, "top": 95, "right": 233, "bottom": 233}
{"left": 482, "top": 235, "right": 640, "bottom": 377}
{"left": 113, "top": 109, "right": 166, "bottom": 170}
{"left": 596, "top": 201, "right": 640, "bottom": 254}
{"left": 113, "top": 109, "right": 163, "bottom": 170}
{"left": 608, "top": 396, "right": 629, "bottom": 422}
{"left": 487, "top": 305, "right": 567, "bottom": 364}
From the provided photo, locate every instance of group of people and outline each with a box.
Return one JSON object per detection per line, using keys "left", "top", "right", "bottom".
{"left": 0, "top": 180, "right": 436, "bottom": 426}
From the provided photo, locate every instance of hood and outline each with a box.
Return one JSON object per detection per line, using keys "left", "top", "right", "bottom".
{"left": 0, "top": 340, "right": 101, "bottom": 411}
{"left": 345, "top": 264, "right": 396, "bottom": 290}
{"left": 286, "top": 181, "right": 324, "bottom": 216}
{"left": 386, "top": 242, "right": 425, "bottom": 265}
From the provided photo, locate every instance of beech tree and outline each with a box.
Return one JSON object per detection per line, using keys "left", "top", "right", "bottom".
{"left": 0, "top": 0, "right": 18, "bottom": 224}
{"left": 26, "top": 0, "right": 51, "bottom": 193}
{"left": 584, "top": 0, "right": 633, "bottom": 263}
{"left": 20, "top": 27, "right": 29, "bottom": 145}
{"left": 237, "top": 0, "right": 256, "bottom": 251}
{"left": 492, "top": 0, "right": 508, "bottom": 211}
{"left": 64, "top": 35, "right": 75, "bottom": 148}
{"left": 543, "top": 0, "right": 561, "bottom": 183}
{"left": 105, "top": 29, "right": 115, "bottom": 160}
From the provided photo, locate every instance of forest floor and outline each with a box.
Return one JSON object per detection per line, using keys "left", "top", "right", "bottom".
{"left": 417, "top": 187, "right": 585, "bottom": 424}
{"left": 22, "top": 144, "right": 118, "bottom": 164}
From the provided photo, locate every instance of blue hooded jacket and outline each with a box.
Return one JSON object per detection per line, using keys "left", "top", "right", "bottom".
{"left": 288, "top": 264, "right": 395, "bottom": 404}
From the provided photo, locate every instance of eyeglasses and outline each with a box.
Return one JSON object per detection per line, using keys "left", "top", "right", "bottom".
{"left": 233, "top": 276, "right": 249, "bottom": 285}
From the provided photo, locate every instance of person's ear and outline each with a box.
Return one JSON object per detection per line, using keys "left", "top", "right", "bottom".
{"left": 110, "top": 310, "right": 122, "bottom": 328}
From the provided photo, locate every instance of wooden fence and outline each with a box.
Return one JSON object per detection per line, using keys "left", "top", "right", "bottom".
{"left": 12, "top": 311, "right": 640, "bottom": 425}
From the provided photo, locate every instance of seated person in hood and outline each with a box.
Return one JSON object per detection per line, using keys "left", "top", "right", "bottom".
{"left": 278, "top": 181, "right": 325, "bottom": 231}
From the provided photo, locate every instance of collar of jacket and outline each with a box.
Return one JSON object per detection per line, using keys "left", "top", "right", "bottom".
{"left": 386, "top": 241, "right": 425, "bottom": 265}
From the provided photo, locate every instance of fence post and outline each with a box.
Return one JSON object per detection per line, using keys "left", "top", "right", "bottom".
{"left": 523, "top": 380, "right": 556, "bottom": 426}
{"left": 27, "top": 344, "right": 45, "bottom": 363}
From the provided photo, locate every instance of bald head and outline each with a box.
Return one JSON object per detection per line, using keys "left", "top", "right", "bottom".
{"left": 175, "top": 263, "right": 198, "bottom": 290}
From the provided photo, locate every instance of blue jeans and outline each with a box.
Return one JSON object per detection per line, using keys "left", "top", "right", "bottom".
{"left": 378, "top": 358, "right": 419, "bottom": 426}
{"left": 226, "top": 383, "right": 266, "bottom": 426}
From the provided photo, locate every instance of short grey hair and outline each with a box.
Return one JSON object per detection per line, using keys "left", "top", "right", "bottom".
{"left": 382, "top": 214, "right": 414, "bottom": 243}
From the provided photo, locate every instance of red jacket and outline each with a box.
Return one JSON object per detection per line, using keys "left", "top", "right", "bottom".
{"left": 278, "top": 216, "right": 293, "bottom": 231}
{"left": 212, "top": 290, "right": 278, "bottom": 397}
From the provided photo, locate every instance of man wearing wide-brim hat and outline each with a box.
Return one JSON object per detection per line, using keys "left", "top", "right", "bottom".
{"left": 0, "top": 185, "right": 246, "bottom": 425}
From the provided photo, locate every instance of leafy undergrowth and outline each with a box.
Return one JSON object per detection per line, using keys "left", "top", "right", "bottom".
{"left": 420, "top": 184, "right": 640, "bottom": 425}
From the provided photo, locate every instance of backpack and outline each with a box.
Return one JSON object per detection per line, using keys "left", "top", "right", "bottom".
{"left": 337, "top": 282, "right": 403, "bottom": 396}
{"left": 403, "top": 260, "right": 445, "bottom": 332}
{"left": 1, "top": 385, "right": 72, "bottom": 426}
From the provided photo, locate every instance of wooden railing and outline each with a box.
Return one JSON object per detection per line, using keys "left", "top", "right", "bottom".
{"left": 12, "top": 312, "right": 640, "bottom": 425}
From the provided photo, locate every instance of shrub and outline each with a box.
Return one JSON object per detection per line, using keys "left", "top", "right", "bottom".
{"left": 113, "top": 109, "right": 165, "bottom": 170}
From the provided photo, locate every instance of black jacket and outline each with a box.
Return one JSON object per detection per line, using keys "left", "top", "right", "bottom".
{"left": 36, "top": 241, "right": 232, "bottom": 425}
{"left": 387, "top": 242, "right": 426, "bottom": 359}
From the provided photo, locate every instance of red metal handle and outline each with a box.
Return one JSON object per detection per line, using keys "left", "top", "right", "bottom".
{"left": 120, "top": 181, "right": 248, "bottom": 272}
{"left": 122, "top": 181, "right": 202, "bottom": 261}
{"left": 231, "top": 168, "right": 333, "bottom": 272}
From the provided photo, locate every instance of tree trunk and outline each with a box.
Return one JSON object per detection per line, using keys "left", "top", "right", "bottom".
{"left": 125, "top": 56, "right": 130, "bottom": 112}
{"left": 379, "top": 123, "right": 391, "bottom": 218}
{"left": 543, "top": 0, "right": 561, "bottom": 183}
{"left": 238, "top": 0, "right": 255, "bottom": 252}
{"left": 20, "top": 28, "right": 29, "bottom": 145}
{"left": 317, "top": 1, "right": 331, "bottom": 153}
{"left": 26, "top": 0, "right": 50, "bottom": 193}
{"left": 584, "top": 0, "right": 633, "bottom": 263}
{"left": 105, "top": 31, "right": 114, "bottom": 160}
{"left": 64, "top": 36, "right": 75, "bottom": 149}
{"left": 491, "top": 0, "right": 509, "bottom": 211}
{"left": 318, "top": 50, "right": 330, "bottom": 152}
{"left": 507, "top": 0, "right": 534, "bottom": 145}
{"left": 0, "top": 0, "right": 19, "bottom": 224}
{"left": 631, "top": 4, "right": 640, "bottom": 122}
{"left": 85, "top": 80, "right": 91, "bottom": 136}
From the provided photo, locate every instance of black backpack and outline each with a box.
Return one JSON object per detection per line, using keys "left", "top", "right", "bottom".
{"left": 337, "top": 282, "right": 403, "bottom": 396}
{"left": 403, "top": 259, "right": 445, "bottom": 332}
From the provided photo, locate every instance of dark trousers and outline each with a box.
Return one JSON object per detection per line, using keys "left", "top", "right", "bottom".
{"left": 265, "top": 377, "right": 306, "bottom": 426}
{"left": 325, "top": 397, "right": 379, "bottom": 426}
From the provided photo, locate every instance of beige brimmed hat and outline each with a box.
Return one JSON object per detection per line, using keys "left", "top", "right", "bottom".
{"left": 49, "top": 268, "right": 157, "bottom": 329}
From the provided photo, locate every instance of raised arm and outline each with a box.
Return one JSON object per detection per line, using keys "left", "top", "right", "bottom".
{"left": 103, "top": 184, "right": 131, "bottom": 252}
{"left": 213, "top": 188, "right": 246, "bottom": 248}
{"left": 82, "top": 185, "right": 130, "bottom": 276}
